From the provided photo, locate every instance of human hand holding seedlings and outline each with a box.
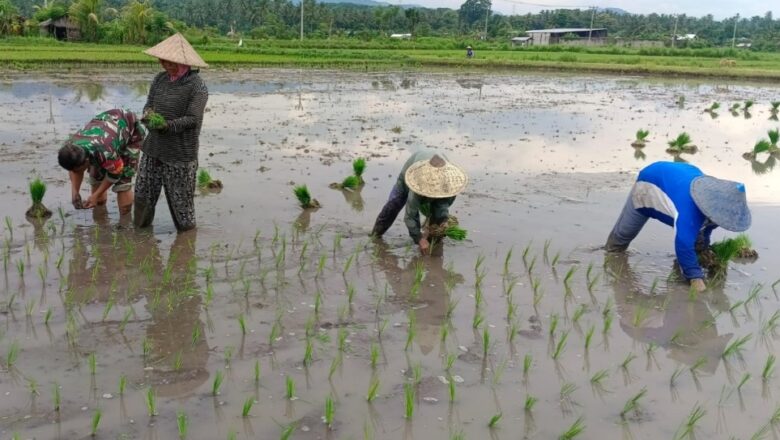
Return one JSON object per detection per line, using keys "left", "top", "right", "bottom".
{"left": 418, "top": 237, "right": 430, "bottom": 254}
{"left": 83, "top": 180, "right": 112, "bottom": 209}
{"left": 691, "top": 278, "right": 706, "bottom": 292}
{"left": 68, "top": 169, "right": 86, "bottom": 209}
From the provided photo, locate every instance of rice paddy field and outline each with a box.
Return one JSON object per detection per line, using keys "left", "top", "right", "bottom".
{"left": 0, "top": 68, "right": 779, "bottom": 439}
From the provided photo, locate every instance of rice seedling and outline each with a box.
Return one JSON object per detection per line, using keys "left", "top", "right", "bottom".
{"left": 563, "top": 266, "right": 577, "bottom": 291}
{"left": 448, "top": 377, "right": 456, "bottom": 402}
{"left": 440, "top": 325, "right": 449, "bottom": 343}
{"left": 620, "top": 352, "right": 637, "bottom": 370}
{"left": 16, "top": 259, "right": 24, "bottom": 279}
{"left": 673, "top": 403, "right": 706, "bottom": 440}
{"left": 3, "top": 216, "right": 12, "bottom": 241}
{"left": 747, "top": 283, "right": 763, "bottom": 305}
{"left": 254, "top": 360, "right": 261, "bottom": 384}
{"left": 197, "top": 169, "right": 213, "bottom": 188}
{"left": 704, "top": 102, "right": 720, "bottom": 113}
{"left": 224, "top": 347, "right": 234, "bottom": 366}
{"left": 27, "top": 378, "right": 38, "bottom": 396}
{"left": 620, "top": 387, "right": 647, "bottom": 418}
{"left": 25, "top": 299, "right": 35, "bottom": 318}
{"left": 666, "top": 132, "right": 697, "bottom": 155}
{"left": 286, "top": 375, "right": 296, "bottom": 399}
{"left": 242, "top": 397, "right": 255, "bottom": 417}
{"left": 119, "top": 309, "right": 133, "bottom": 332}
{"left": 237, "top": 314, "right": 247, "bottom": 335}
{"left": 744, "top": 100, "right": 754, "bottom": 111}
{"left": 293, "top": 185, "right": 321, "bottom": 209}
{"left": 444, "top": 225, "right": 467, "bottom": 241}
{"left": 370, "top": 343, "right": 379, "bottom": 369}
{"left": 366, "top": 376, "right": 380, "bottom": 402}
{"left": 763, "top": 355, "right": 776, "bottom": 381}
{"left": 174, "top": 410, "right": 187, "bottom": 438}
{"left": 27, "top": 178, "right": 51, "bottom": 219}
{"left": 142, "top": 337, "right": 152, "bottom": 359}
{"left": 689, "top": 357, "right": 707, "bottom": 376}
{"left": 547, "top": 314, "right": 560, "bottom": 336}
{"left": 525, "top": 395, "right": 538, "bottom": 411}
{"left": 339, "top": 327, "right": 350, "bottom": 352}
{"left": 560, "top": 416, "right": 585, "bottom": 439}
{"left": 5, "top": 341, "right": 19, "bottom": 368}
{"left": 503, "top": 247, "right": 513, "bottom": 277}
{"left": 269, "top": 321, "right": 282, "bottom": 346}
{"left": 341, "top": 175, "right": 360, "bottom": 190}
{"left": 118, "top": 375, "right": 126, "bottom": 395}
{"left": 632, "top": 129, "right": 650, "bottom": 148}
{"left": 671, "top": 366, "right": 688, "bottom": 388}
{"left": 590, "top": 370, "right": 609, "bottom": 387}
{"left": 602, "top": 313, "right": 613, "bottom": 334}
{"left": 145, "top": 388, "right": 157, "bottom": 416}
{"left": 482, "top": 326, "right": 491, "bottom": 358}
{"left": 488, "top": 413, "right": 502, "bottom": 428}
{"left": 731, "top": 103, "right": 741, "bottom": 112}
{"left": 445, "top": 353, "right": 456, "bottom": 371}
{"left": 492, "top": 359, "right": 508, "bottom": 385}
{"left": 280, "top": 423, "right": 296, "bottom": 440}
{"left": 552, "top": 331, "right": 569, "bottom": 360}
{"left": 472, "top": 309, "right": 484, "bottom": 329}
{"left": 303, "top": 339, "right": 314, "bottom": 366}
{"left": 572, "top": 304, "right": 586, "bottom": 323}
{"left": 587, "top": 273, "right": 600, "bottom": 292}
{"left": 632, "top": 305, "right": 649, "bottom": 327}
{"left": 523, "top": 354, "right": 532, "bottom": 378}
{"left": 91, "top": 408, "right": 102, "bottom": 437}
{"left": 52, "top": 383, "right": 61, "bottom": 412}
{"left": 88, "top": 352, "right": 97, "bottom": 375}
{"left": 722, "top": 334, "right": 752, "bottom": 359}
{"left": 560, "top": 382, "right": 577, "bottom": 400}
{"left": 772, "top": 102, "right": 780, "bottom": 113}
{"left": 146, "top": 111, "right": 166, "bottom": 129}
{"left": 212, "top": 370, "right": 223, "bottom": 396}
{"left": 353, "top": 157, "right": 367, "bottom": 183}
{"left": 322, "top": 395, "right": 335, "bottom": 428}
{"left": 584, "top": 325, "right": 595, "bottom": 351}
{"left": 404, "top": 383, "right": 415, "bottom": 419}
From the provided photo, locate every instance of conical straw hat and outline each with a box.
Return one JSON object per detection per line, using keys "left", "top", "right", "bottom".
{"left": 690, "top": 176, "right": 751, "bottom": 232}
{"left": 143, "top": 33, "right": 208, "bottom": 68}
{"left": 405, "top": 154, "right": 468, "bottom": 198}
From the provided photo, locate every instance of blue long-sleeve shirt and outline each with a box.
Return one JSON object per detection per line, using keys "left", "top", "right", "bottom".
{"left": 633, "top": 162, "right": 716, "bottom": 280}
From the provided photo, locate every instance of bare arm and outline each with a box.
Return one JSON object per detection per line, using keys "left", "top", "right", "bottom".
{"left": 69, "top": 170, "right": 85, "bottom": 209}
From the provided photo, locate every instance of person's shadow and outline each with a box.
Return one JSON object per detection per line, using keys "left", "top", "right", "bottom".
{"left": 604, "top": 252, "right": 732, "bottom": 375}
{"left": 372, "top": 239, "right": 464, "bottom": 355}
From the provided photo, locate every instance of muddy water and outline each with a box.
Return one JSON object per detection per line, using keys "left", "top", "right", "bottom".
{"left": 0, "top": 69, "right": 779, "bottom": 439}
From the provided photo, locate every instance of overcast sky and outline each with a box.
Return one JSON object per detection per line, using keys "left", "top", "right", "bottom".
{"left": 398, "top": 0, "right": 777, "bottom": 20}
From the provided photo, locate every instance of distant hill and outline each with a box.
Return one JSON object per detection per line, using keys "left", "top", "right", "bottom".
{"left": 597, "top": 7, "right": 629, "bottom": 15}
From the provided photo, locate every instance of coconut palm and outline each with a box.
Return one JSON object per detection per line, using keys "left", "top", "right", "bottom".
{"left": 0, "top": 0, "right": 19, "bottom": 36}
{"left": 122, "top": 0, "right": 153, "bottom": 44}
{"left": 69, "top": 0, "right": 103, "bottom": 42}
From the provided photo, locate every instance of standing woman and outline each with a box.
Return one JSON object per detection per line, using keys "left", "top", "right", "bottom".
{"left": 134, "top": 33, "right": 209, "bottom": 232}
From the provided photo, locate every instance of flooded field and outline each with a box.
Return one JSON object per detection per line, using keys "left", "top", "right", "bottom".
{"left": 0, "top": 68, "right": 779, "bottom": 439}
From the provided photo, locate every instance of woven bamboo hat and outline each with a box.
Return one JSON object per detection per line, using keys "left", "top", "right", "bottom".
{"left": 143, "top": 33, "right": 208, "bottom": 68}
{"left": 690, "top": 176, "right": 751, "bottom": 232}
{"left": 404, "top": 154, "right": 468, "bottom": 198}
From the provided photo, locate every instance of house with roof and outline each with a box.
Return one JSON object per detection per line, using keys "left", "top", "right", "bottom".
{"left": 525, "top": 28, "right": 607, "bottom": 46}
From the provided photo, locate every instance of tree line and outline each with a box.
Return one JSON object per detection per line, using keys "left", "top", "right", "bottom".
{"left": 1, "top": 0, "right": 778, "bottom": 51}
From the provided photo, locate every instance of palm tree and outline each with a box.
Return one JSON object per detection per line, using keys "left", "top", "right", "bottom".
{"left": 0, "top": 0, "right": 19, "bottom": 36}
{"left": 122, "top": 0, "right": 153, "bottom": 44}
{"left": 69, "top": 0, "right": 103, "bottom": 42}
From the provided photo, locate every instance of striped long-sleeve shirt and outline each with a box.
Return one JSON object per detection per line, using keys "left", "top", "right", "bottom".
{"left": 142, "top": 70, "right": 208, "bottom": 164}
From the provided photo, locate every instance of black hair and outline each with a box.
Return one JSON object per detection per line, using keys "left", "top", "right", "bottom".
{"left": 58, "top": 143, "right": 87, "bottom": 171}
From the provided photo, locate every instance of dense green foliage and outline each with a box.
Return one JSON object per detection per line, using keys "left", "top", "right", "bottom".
{"left": 2, "top": 0, "right": 779, "bottom": 51}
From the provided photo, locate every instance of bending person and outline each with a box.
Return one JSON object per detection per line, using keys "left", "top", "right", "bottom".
{"left": 134, "top": 33, "right": 209, "bottom": 232}
{"left": 57, "top": 109, "right": 147, "bottom": 214}
{"left": 606, "top": 161, "right": 751, "bottom": 292}
{"left": 371, "top": 149, "right": 468, "bottom": 254}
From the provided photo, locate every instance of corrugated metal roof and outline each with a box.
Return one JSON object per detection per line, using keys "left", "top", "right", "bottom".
{"left": 526, "top": 28, "right": 607, "bottom": 33}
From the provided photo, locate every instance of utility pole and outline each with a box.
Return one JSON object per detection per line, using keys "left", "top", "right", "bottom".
{"left": 731, "top": 14, "right": 739, "bottom": 48}
{"left": 671, "top": 14, "right": 678, "bottom": 48}
{"left": 484, "top": 2, "right": 490, "bottom": 40}
{"left": 300, "top": 0, "right": 304, "bottom": 41}
{"left": 588, "top": 6, "right": 595, "bottom": 42}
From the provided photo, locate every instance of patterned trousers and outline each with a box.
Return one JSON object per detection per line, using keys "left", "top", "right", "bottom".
{"left": 134, "top": 154, "right": 198, "bottom": 232}
{"left": 371, "top": 181, "right": 408, "bottom": 236}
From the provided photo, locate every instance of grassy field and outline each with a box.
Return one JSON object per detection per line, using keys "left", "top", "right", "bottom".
{"left": 2, "top": 37, "right": 780, "bottom": 79}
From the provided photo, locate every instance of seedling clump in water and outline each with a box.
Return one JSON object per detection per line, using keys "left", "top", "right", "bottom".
{"left": 352, "top": 157, "right": 367, "bottom": 184}
{"left": 197, "top": 169, "right": 223, "bottom": 191}
{"left": 631, "top": 129, "right": 649, "bottom": 148}
{"left": 666, "top": 132, "right": 697, "bottom": 155}
{"left": 26, "top": 178, "right": 52, "bottom": 219}
{"left": 293, "top": 185, "right": 321, "bottom": 209}
{"left": 700, "top": 234, "right": 757, "bottom": 271}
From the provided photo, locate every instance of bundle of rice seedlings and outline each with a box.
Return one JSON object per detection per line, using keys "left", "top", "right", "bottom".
{"left": 197, "top": 169, "right": 223, "bottom": 190}
{"left": 294, "top": 185, "right": 320, "bottom": 209}
{"left": 427, "top": 216, "right": 467, "bottom": 241}
{"left": 26, "top": 178, "right": 52, "bottom": 219}
{"left": 743, "top": 140, "right": 772, "bottom": 160}
{"left": 666, "top": 132, "right": 697, "bottom": 154}
{"left": 632, "top": 129, "right": 649, "bottom": 148}
{"left": 341, "top": 175, "right": 360, "bottom": 190}
{"left": 444, "top": 226, "right": 468, "bottom": 241}
{"left": 147, "top": 112, "right": 166, "bottom": 130}
{"left": 352, "top": 158, "right": 366, "bottom": 184}
{"left": 703, "top": 234, "right": 758, "bottom": 271}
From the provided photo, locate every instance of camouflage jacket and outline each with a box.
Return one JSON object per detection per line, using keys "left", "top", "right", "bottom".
{"left": 67, "top": 109, "right": 148, "bottom": 182}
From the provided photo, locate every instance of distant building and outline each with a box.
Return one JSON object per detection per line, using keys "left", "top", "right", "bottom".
{"left": 510, "top": 36, "right": 532, "bottom": 47}
{"left": 674, "top": 34, "right": 697, "bottom": 41}
{"left": 390, "top": 33, "right": 412, "bottom": 39}
{"left": 39, "top": 17, "right": 80, "bottom": 41}
{"left": 525, "top": 28, "right": 607, "bottom": 46}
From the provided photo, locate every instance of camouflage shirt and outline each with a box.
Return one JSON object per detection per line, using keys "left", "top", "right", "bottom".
{"left": 67, "top": 109, "right": 148, "bottom": 182}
